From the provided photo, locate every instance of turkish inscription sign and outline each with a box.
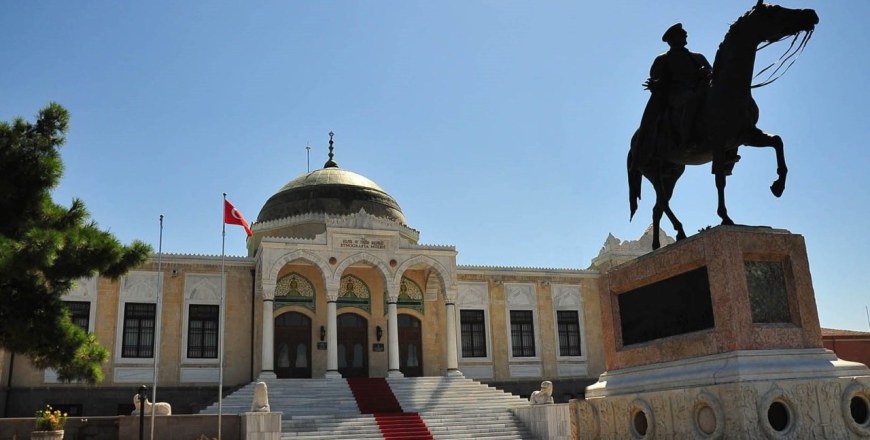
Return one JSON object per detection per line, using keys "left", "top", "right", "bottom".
{"left": 336, "top": 234, "right": 390, "bottom": 250}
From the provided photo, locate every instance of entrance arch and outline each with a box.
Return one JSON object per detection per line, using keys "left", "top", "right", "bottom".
{"left": 274, "top": 312, "right": 312, "bottom": 378}
{"left": 338, "top": 313, "right": 368, "bottom": 377}
{"left": 398, "top": 314, "right": 423, "bottom": 377}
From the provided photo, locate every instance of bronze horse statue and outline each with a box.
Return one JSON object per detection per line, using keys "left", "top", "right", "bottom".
{"left": 628, "top": 1, "right": 819, "bottom": 249}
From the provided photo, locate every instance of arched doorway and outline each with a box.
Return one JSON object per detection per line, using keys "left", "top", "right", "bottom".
{"left": 398, "top": 314, "right": 423, "bottom": 377}
{"left": 337, "top": 313, "right": 369, "bottom": 377}
{"left": 274, "top": 312, "right": 312, "bottom": 378}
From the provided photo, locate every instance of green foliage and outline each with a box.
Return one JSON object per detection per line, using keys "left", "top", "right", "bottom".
{"left": 0, "top": 103, "right": 151, "bottom": 383}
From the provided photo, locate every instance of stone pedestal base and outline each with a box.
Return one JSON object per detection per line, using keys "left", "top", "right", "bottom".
{"left": 573, "top": 350, "right": 870, "bottom": 439}
{"left": 512, "top": 404, "right": 571, "bottom": 440}
{"left": 324, "top": 370, "right": 342, "bottom": 379}
{"left": 242, "top": 412, "right": 281, "bottom": 440}
{"left": 387, "top": 369, "right": 405, "bottom": 378}
{"left": 576, "top": 227, "right": 870, "bottom": 438}
{"left": 446, "top": 369, "right": 464, "bottom": 378}
{"left": 257, "top": 371, "right": 277, "bottom": 380}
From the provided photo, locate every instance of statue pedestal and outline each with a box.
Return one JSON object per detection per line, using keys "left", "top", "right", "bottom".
{"left": 512, "top": 404, "right": 571, "bottom": 440}
{"left": 572, "top": 226, "right": 870, "bottom": 439}
{"left": 242, "top": 412, "right": 281, "bottom": 440}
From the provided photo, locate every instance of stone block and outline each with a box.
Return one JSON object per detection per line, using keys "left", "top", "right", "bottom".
{"left": 242, "top": 412, "right": 281, "bottom": 440}
{"left": 512, "top": 403, "right": 571, "bottom": 440}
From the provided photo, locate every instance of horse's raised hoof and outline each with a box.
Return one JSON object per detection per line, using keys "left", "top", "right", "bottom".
{"left": 770, "top": 180, "right": 785, "bottom": 197}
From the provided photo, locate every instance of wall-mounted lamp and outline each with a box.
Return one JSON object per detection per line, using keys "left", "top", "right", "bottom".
{"left": 320, "top": 326, "right": 326, "bottom": 341}
{"left": 376, "top": 326, "right": 383, "bottom": 342}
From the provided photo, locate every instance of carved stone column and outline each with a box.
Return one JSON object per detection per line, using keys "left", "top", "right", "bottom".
{"left": 387, "top": 300, "right": 403, "bottom": 377}
{"left": 325, "top": 286, "right": 341, "bottom": 379}
{"left": 444, "top": 292, "right": 463, "bottom": 377}
{"left": 260, "top": 297, "right": 276, "bottom": 379}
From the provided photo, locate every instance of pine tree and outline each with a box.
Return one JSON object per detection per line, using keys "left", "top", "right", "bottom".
{"left": 0, "top": 103, "right": 151, "bottom": 383}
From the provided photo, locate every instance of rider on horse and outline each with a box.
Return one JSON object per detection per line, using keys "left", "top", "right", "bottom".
{"left": 634, "top": 23, "right": 713, "bottom": 171}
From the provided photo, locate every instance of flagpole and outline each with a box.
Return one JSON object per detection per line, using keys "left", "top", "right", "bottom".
{"left": 150, "top": 215, "right": 164, "bottom": 440}
{"left": 218, "top": 193, "right": 227, "bottom": 440}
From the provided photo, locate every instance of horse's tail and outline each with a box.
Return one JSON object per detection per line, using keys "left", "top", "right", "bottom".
{"left": 628, "top": 149, "right": 642, "bottom": 222}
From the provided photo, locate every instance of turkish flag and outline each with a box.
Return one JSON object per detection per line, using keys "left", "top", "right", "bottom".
{"left": 224, "top": 199, "right": 252, "bottom": 237}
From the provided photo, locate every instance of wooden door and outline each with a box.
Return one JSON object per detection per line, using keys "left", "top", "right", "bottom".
{"left": 337, "top": 313, "right": 368, "bottom": 378}
{"left": 274, "top": 312, "right": 312, "bottom": 378}
{"left": 398, "top": 314, "right": 423, "bottom": 377}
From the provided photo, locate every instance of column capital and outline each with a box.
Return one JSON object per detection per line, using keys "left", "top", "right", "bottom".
{"left": 445, "top": 287, "right": 459, "bottom": 303}
{"left": 385, "top": 281, "right": 401, "bottom": 303}
{"left": 325, "top": 284, "right": 340, "bottom": 302}
{"left": 261, "top": 283, "right": 276, "bottom": 301}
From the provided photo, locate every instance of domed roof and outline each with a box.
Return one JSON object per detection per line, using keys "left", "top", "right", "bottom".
{"left": 256, "top": 135, "right": 405, "bottom": 225}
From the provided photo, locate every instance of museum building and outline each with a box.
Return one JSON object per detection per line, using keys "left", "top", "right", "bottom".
{"left": 0, "top": 145, "right": 662, "bottom": 417}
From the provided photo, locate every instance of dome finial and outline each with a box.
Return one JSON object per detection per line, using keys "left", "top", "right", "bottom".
{"left": 324, "top": 131, "right": 338, "bottom": 168}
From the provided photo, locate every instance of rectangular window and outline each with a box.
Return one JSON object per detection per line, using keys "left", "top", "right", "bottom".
{"left": 557, "top": 310, "right": 582, "bottom": 356}
{"left": 460, "top": 309, "right": 487, "bottom": 358}
{"left": 122, "top": 303, "right": 155, "bottom": 358}
{"left": 187, "top": 304, "right": 219, "bottom": 359}
{"left": 510, "top": 310, "right": 535, "bottom": 357}
{"left": 65, "top": 301, "right": 90, "bottom": 330}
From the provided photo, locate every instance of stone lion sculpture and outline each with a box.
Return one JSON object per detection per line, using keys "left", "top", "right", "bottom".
{"left": 529, "top": 380, "right": 554, "bottom": 405}
{"left": 251, "top": 381, "right": 271, "bottom": 412}
{"left": 132, "top": 395, "right": 172, "bottom": 415}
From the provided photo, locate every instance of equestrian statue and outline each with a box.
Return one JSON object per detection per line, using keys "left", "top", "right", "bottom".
{"left": 628, "top": 1, "right": 818, "bottom": 249}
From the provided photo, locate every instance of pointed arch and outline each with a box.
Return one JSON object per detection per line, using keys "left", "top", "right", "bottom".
{"left": 331, "top": 252, "right": 392, "bottom": 290}
{"left": 393, "top": 255, "right": 454, "bottom": 300}
{"left": 267, "top": 250, "right": 331, "bottom": 289}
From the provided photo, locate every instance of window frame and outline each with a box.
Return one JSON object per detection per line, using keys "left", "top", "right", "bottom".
{"left": 459, "top": 309, "right": 488, "bottom": 358}
{"left": 181, "top": 273, "right": 223, "bottom": 365}
{"left": 551, "top": 284, "right": 588, "bottom": 363}
{"left": 457, "top": 282, "right": 493, "bottom": 363}
{"left": 47, "top": 277, "right": 99, "bottom": 383}
{"left": 65, "top": 300, "right": 92, "bottom": 331}
{"left": 121, "top": 302, "right": 157, "bottom": 359}
{"left": 504, "top": 283, "right": 541, "bottom": 362}
{"left": 186, "top": 304, "right": 220, "bottom": 359}
{"left": 509, "top": 310, "right": 537, "bottom": 357}
{"left": 556, "top": 310, "right": 582, "bottom": 357}
{"left": 113, "top": 271, "right": 162, "bottom": 365}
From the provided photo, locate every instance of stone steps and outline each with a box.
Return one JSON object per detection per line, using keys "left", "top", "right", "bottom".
{"left": 200, "top": 376, "right": 534, "bottom": 439}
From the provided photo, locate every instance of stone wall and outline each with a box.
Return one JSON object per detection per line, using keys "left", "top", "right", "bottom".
{"left": 118, "top": 414, "right": 240, "bottom": 440}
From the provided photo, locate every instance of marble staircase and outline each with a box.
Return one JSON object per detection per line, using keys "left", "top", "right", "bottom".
{"left": 199, "top": 376, "right": 533, "bottom": 439}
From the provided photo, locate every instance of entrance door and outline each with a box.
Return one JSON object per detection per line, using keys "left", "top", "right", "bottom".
{"left": 398, "top": 314, "right": 423, "bottom": 377}
{"left": 274, "top": 312, "right": 312, "bottom": 378}
{"left": 337, "top": 313, "right": 369, "bottom": 377}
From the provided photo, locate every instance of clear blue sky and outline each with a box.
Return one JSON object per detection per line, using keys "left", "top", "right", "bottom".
{"left": 3, "top": 1, "right": 868, "bottom": 331}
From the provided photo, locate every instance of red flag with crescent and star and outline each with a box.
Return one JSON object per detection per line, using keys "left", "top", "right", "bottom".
{"left": 224, "top": 199, "right": 252, "bottom": 236}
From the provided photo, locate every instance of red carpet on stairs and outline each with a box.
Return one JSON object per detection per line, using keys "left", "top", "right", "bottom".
{"left": 347, "top": 378, "right": 435, "bottom": 440}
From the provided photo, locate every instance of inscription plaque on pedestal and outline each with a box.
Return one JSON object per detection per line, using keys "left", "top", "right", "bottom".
{"left": 618, "top": 266, "right": 715, "bottom": 346}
